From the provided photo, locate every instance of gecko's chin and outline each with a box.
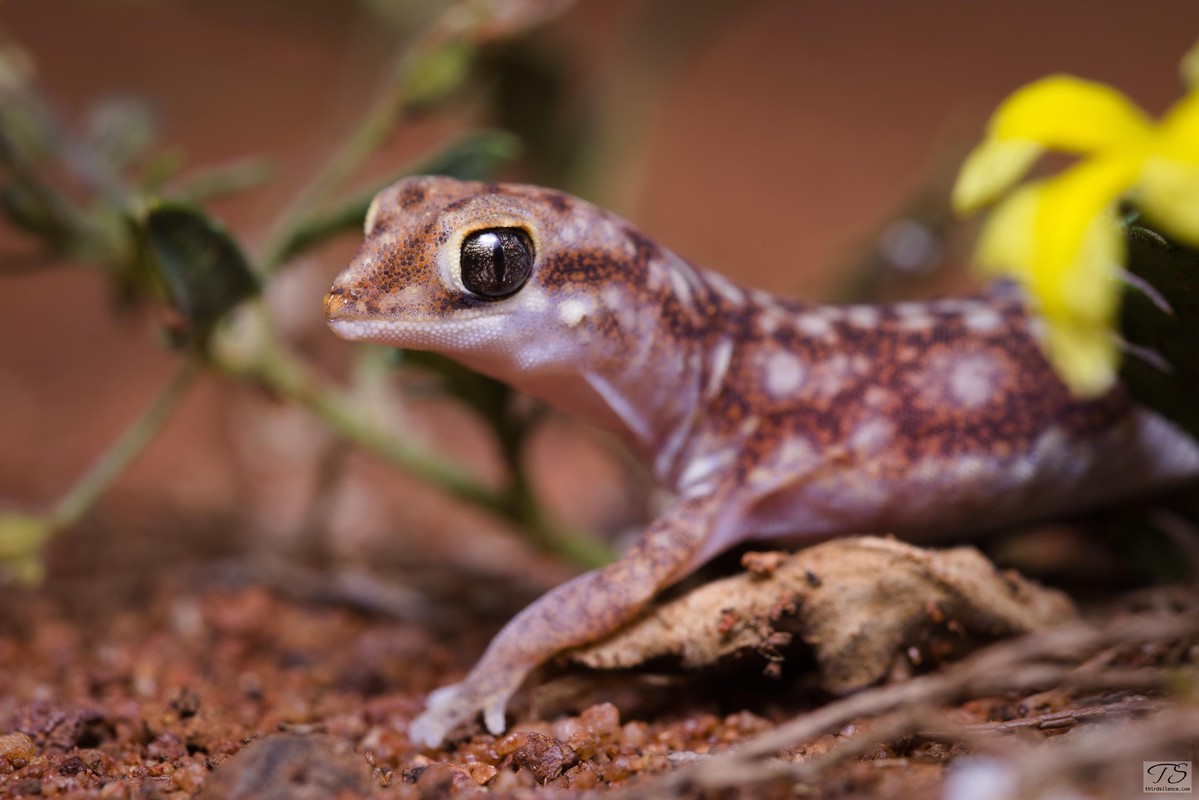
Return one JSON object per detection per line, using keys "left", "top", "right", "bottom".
{"left": 325, "top": 313, "right": 508, "bottom": 355}
{"left": 325, "top": 316, "right": 372, "bottom": 342}
{"left": 325, "top": 315, "right": 423, "bottom": 346}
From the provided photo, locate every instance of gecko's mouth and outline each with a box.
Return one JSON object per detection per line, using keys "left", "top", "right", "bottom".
{"left": 325, "top": 287, "right": 509, "bottom": 350}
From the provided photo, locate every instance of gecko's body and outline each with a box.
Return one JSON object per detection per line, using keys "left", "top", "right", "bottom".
{"left": 325, "top": 176, "right": 1199, "bottom": 746}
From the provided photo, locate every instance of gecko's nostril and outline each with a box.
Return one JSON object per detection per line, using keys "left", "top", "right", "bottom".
{"left": 323, "top": 287, "right": 348, "bottom": 319}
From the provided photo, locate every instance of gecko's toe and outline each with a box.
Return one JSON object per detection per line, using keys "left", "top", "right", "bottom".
{"left": 483, "top": 703, "right": 507, "bottom": 736}
{"left": 408, "top": 684, "right": 462, "bottom": 748}
{"left": 407, "top": 714, "right": 448, "bottom": 749}
{"left": 408, "top": 681, "right": 517, "bottom": 747}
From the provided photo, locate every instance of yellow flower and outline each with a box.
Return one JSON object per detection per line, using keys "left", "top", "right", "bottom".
{"left": 953, "top": 74, "right": 1199, "bottom": 396}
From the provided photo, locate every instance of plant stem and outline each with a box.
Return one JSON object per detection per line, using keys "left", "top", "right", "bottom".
{"left": 49, "top": 357, "right": 201, "bottom": 531}
{"left": 174, "top": 157, "right": 274, "bottom": 202}
{"left": 218, "top": 321, "right": 613, "bottom": 567}
{"left": 226, "top": 330, "right": 507, "bottom": 514}
{"left": 510, "top": 479, "right": 615, "bottom": 568}
{"left": 256, "top": 68, "right": 407, "bottom": 274}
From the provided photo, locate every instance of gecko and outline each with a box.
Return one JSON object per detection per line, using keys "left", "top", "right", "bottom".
{"left": 324, "top": 175, "right": 1199, "bottom": 747}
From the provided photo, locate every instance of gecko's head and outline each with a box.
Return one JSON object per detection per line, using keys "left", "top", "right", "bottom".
{"left": 325, "top": 176, "right": 660, "bottom": 373}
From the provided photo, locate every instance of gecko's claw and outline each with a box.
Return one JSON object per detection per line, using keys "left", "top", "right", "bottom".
{"left": 407, "top": 681, "right": 512, "bottom": 748}
{"left": 483, "top": 699, "right": 508, "bottom": 736}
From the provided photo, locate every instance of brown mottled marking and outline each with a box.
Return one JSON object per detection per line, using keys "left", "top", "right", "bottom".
{"left": 324, "top": 177, "right": 1199, "bottom": 746}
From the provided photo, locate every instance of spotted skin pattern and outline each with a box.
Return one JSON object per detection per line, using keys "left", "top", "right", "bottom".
{"left": 325, "top": 177, "right": 1199, "bottom": 746}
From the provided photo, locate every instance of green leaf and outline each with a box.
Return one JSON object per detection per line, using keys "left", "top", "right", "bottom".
{"left": 0, "top": 181, "right": 59, "bottom": 237}
{"left": 411, "top": 128, "right": 521, "bottom": 181}
{"left": 141, "top": 200, "right": 260, "bottom": 343}
{"left": 401, "top": 348, "right": 514, "bottom": 428}
{"left": 0, "top": 513, "right": 52, "bottom": 585}
{"left": 168, "top": 156, "right": 273, "bottom": 201}
{"left": 401, "top": 38, "right": 475, "bottom": 111}
{"left": 1119, "top": 219, "right": 1199, "bottom": 441}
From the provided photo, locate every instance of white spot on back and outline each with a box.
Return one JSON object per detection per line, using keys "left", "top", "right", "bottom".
{"left": 584, "top": 373, "right": 653, "bottom": 445}
{"left": 815, "top": 306, "right": 843, "bottom": 321}
{"left": 668, "top": 268, "right": 696, "bottom": 311}
{"left": 931, "top": 299, "right": 977, "bottom": 314}
{"left": 602, "top": 286, "right": 623, "bottom": 309}
{"left": 678, "top": 451, "right": 733, "bottom": 491}
{"left": 750, "top": 288, "right": 786, "bottom": 312}
{"left": 1027, "top": 314, "right": 1047, "bottom": 341}
{"left": 810, "top": 353, "right": 852, "bottom": 397}
{"left": 776, "top": 436, "right": 817, "bottom": 470}
{"left": 962, "top": 305, "right": 1004, "bottom": 333}
{"left": 848, "top": 417, "right": 893, "bottom": 455}
{"left": 894, "top": 302, "right": 936, "bottom": 331}
{"left": 707, "top": 272, "right": 746, "bottom": 307}
{"left": 705, "top": 338, "right": 734, "bottom": 398}
{"left": 764, "top": 350, "right": 806, "bottom": 397}
{"left": 950, "top": 454, "right": 991, "bottom": 484}
{"left": 846, "top": 306, "right": 881, "bottom": 328}
{"left": 364, "top": 194, "right": 383, "bottom": 235}
{"left": 559, "top": 298, "right": 589, "bottom": 327}
{"left": 796, "top": 313, "right": 833, "bottom": 338}
{"left": 948, "top": 353, "right": 1001, "bottom": 408}
{"left": 756, "top": 309, "right": 784, "bottom": 336}
{"left": 863, "top": 386, "right": 891, "bottom": 408}
{"left": 556, "top": 220, "right": 582, "bottom": 245}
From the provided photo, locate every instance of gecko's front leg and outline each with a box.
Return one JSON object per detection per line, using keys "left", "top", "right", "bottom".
{"left": 408, "top": 492, "right": 728, "bottom": 747}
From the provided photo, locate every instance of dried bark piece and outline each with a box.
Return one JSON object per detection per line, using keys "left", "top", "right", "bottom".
{"left": 568, "top": 535, "right": 1077, "bottom": 692}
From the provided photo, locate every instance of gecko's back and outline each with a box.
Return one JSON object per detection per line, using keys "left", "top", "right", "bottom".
{"left": 327, "top": 176, "right": 1199, "bottom": 552}
{"left": 675, "top": 288, "right": 1197, "bottom": 553}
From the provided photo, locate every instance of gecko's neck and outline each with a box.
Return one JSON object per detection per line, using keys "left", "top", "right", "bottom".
{"left": 453, "top": 254, "right": 742, "bottom": 483}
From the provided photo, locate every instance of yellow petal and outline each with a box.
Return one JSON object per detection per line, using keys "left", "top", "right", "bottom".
{"left": 990, "top": 75, "right": 1154, "bottom": 153}
{"left": 973, "top": 155, "right": 1137, "bottom": 396}
{"left": 1030, "top": 155, "right": 1136, "bottom": 322}
{"left": 953, "top": 137, "right": 1042, "bottom": 214}
{"left": 1133, "top": 91, "right": 1199, "bottom": 247}
{"left": 975, "top": 179, "right": 1039, "bottom": 282}
{"left": 1154, "top": 90, "right": 1199, "bottom": 161}
{"left": 1042, "top": 318, "right": 1120, "bottom": 397}
{"left": 1137, "top": 155, "right": 1199, "bottom": 247}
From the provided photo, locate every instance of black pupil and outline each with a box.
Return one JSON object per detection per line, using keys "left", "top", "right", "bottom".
{"left": 460, "top": 228, "right": 534, "bottom": 299}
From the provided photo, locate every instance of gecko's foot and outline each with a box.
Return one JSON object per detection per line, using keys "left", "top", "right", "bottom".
{"left": 407, "top": 681, "right": 512, "bottom": 748}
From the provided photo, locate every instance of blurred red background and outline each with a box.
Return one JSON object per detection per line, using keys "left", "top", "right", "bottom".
{"left": 2, "top": 0, "right": 1196, "bottom": 580}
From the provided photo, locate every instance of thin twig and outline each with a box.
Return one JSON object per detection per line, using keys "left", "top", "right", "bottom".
{"left": 49, "top": 357, "right": 202, "bottom": 531}
{"left": 620, "top": 612, "right": 1199, "bottom": 796}
{"left": 1150, "top": 507, "right": 1199, "bottom": 578}
{"left": 221, "top": 332, "right": 509, "bottom": 516}
{"left": 963, "top": 696, "right": 1164, "bottom": 734}
{"left": 171, "top": 157, "right": 274, "bottom": 202}
{"left": 987, "top": 705, "right": 1199, "bottom": 799}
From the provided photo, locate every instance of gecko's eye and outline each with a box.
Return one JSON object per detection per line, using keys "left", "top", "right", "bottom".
{"left": 460, "top": 228, "right": 534, "bottom": 299}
